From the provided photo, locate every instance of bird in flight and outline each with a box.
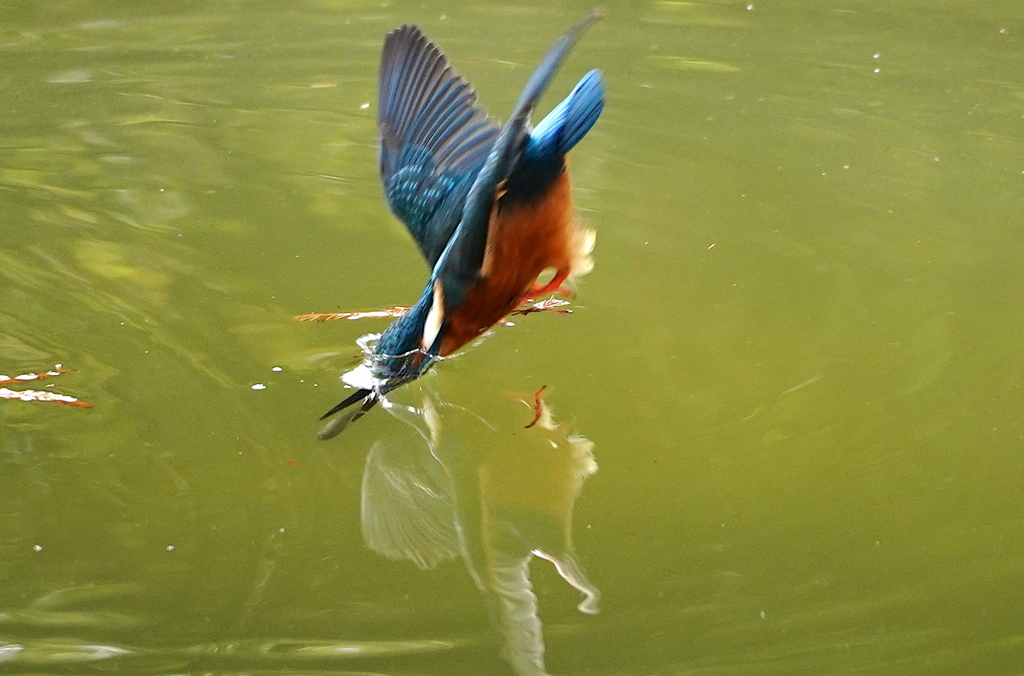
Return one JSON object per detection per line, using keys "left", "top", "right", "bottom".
{"left": 319, "top": 12, "right": 604, "bottom": 439}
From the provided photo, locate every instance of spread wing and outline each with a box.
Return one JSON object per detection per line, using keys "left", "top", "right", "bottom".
{"left": 379, "top": 25, "right": 499, "bottom": 267}
{"left": 434, "top": 11, "right": 602, "bottom": 306}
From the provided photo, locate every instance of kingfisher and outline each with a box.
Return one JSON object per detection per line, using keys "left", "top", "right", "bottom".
{"left": 319, "top": 12, "right": 604, "bottom": 439}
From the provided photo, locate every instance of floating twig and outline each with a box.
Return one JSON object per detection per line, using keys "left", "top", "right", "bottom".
{"left": 510, "top": 297, "right": 573, "bottom": 316}
{"left": 0, "top": 366, "right": 92, "bottom": 408}
{"left": 299, "top": 297, "right": 571, "bottom": 329}
{"left": 0, "top": 367, "right": 70, "bottom": 385}
{"left": 294, "top": 307, "right": 410, "bottom": 322}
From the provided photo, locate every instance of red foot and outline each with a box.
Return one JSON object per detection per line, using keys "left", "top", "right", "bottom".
{"left": 524, "top": 269, "right": 572, "bottom": 301}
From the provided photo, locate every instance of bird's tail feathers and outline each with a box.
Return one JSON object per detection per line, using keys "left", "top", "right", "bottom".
{"left": 529, "top": 68, "right": 604, "bottom": 160}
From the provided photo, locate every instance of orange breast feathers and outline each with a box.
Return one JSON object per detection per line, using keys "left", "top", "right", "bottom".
{"left": 438, "top": 168, "right": 595, "bottom": 357}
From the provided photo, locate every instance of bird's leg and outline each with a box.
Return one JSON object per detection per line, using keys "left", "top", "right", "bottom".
{"left": 525, "top": 267, "right": 572, "bottom": 301}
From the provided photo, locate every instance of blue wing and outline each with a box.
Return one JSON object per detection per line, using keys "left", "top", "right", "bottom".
{"left": 433, "top": 11, "right": 602, "bottom": 309}
{"left": 379, "top": 25, "right": 499, "bottom": 267}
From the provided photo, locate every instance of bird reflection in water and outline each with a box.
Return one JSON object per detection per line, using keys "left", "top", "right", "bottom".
{"left": 361, "top": 383, "right": 599, "bottom": 676}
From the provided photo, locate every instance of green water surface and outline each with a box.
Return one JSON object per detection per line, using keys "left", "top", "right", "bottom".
{"left": 2, "top": 1, "right": 1024, "bottom": 674}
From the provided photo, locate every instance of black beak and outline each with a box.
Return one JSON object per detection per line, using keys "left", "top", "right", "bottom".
{"left": 318, "top": 388, "right": 379, "bottom": 440}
